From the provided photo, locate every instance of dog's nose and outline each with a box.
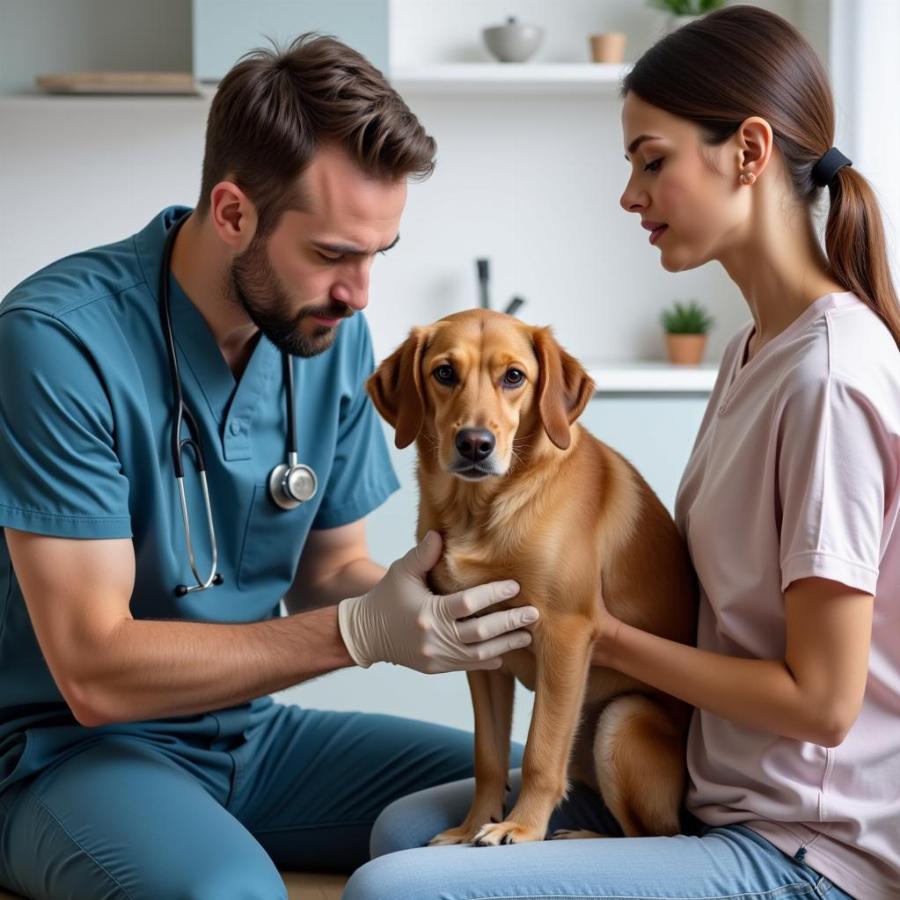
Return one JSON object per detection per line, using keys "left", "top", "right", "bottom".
{"left": 456, "top": 428, "right": 495, "bottom": 463}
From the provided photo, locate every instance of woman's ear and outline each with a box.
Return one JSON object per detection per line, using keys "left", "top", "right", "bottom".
{"left": 531, "top": 327, "right": 595, "bottom": 450}
{"left": 366, "top": 327, "right": 430, "bottom": 449}
{"left": 735, "top": 115, "right": 774, "bottom": 184}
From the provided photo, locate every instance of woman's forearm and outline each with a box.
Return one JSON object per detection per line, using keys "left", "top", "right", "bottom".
{"left": 595, "top": 621, "right": 844, "bottom": 746}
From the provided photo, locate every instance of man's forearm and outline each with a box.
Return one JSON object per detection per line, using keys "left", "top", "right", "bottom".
{"left": 71, "top": 604, "right": 354, "bottom": 727}
{"left": 72, "top": 557, "right": 388, "bottom": 727}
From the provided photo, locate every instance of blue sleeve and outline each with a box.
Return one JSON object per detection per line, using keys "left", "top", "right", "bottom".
{"left": 0, "top": 309, "right": 132, "bottom": 538}
{"left": 312, "top": 315, "right": 400, "bottom": 530}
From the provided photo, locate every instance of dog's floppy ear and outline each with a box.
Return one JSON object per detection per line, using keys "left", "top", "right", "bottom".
{"left": 531, "top": 326, "right": 595, "bottom": 450}
{"left": 366, "top": 327, "right": 430, "bottom": 449}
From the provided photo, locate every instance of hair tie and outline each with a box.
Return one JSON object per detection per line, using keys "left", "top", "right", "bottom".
{"left": 812, "top": 147, "right": 852, "bottom": 187}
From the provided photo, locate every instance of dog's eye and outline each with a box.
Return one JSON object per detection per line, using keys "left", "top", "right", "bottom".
{"left": 433, "top": 364, "right": 457, "bottom": 385}
{"left": 503, "top": 368, "right": 526, "bottom": 387}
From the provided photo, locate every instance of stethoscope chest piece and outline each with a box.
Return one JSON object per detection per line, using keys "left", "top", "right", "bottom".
{"left": 269, "top": 456, "right": 318, "bottom": 510}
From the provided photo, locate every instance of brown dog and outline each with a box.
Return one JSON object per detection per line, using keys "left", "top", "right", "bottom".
{"left": 367, "top": 309, "right": 698, "bottom": 846}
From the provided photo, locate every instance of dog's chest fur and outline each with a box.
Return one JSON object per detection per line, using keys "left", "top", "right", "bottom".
{"left": 422, "top": 477, "right": 589, "bottom": 620}
{"left": 433, "top": 533, "right": 517, "bottom": 601}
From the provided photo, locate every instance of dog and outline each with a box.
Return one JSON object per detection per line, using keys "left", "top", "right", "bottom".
{"left": 367, "top": 308, "right": 698, "bottom": 846}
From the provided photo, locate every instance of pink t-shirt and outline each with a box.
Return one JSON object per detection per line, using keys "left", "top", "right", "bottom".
{"left": 674, "top": 292, "right": 900, "bottom": 900}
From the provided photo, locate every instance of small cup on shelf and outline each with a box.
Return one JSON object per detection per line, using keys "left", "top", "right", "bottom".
{"left": 589, "top": 32, "right": 626, "bottom": 64}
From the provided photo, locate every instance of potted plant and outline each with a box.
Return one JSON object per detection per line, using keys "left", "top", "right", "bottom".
{"left": 661, "top": 300, "right": 714, "bottom": 365}
{"left": 647, "top": 0, "right": 726, "bottom": 33}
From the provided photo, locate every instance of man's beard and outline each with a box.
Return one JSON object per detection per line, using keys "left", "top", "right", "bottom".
{"left": 229, "top": 235, "right": 352, "bottom": 358}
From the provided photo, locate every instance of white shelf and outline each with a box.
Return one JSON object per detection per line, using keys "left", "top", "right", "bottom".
{"left": 0, "top": 93, "right": 206, "bottom": 108}
{"left": 390, "top": 63, "right": 630, "bottom": 95}
{"left": 585, "top": 361, "right": 717, "bottom": 394}
{"left": 1, "top": 63, "right": 630, "bottom": 104}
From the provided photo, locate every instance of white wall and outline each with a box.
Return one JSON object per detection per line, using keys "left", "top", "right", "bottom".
{"left": 0, "top": 88, "right": 752, "bottom": 365}
{"left": 370, "top": 89, "right": 752, "bottom": 365}
{"left": 829, "top": 0, "right": 900, "bottom": 288}
{"left": 390, "top": 0, "right": 815, "bottom": 65}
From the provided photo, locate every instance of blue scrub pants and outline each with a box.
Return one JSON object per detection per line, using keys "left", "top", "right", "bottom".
{"left": 344, "top": 771, "right": 856, "bottom": 900}
{"left": 0, "top": 699, "right": 491, "bottom": 899}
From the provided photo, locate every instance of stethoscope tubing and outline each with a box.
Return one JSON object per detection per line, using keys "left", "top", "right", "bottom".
{"left": 158, "top": 213, "right": 314, "bottom": 595}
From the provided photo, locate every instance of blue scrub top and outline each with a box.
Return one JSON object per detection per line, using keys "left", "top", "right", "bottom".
{"left": 0, "top": 206, "right": 399, "bottom": 791}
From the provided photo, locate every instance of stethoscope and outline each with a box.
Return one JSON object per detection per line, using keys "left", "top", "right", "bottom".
{"left": 159, "top": 214, "right": 318, "bottom": 596}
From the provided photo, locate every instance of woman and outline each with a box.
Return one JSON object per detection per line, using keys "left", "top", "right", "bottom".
{"left": 343, "top": 6, "right": 899, "bottom": 898}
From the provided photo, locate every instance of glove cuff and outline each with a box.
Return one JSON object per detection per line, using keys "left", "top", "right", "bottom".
{"left": 337, "top": 595, "right": 373, "bottom": 669}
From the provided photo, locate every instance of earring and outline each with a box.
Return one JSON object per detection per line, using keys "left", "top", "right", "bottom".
{"left": 740, "top": 171, "right": 756, "bottom": 185}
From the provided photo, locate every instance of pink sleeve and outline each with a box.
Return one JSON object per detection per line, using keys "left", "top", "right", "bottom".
{"left": 776, "top": 373, "right": 894, "bottom": 594}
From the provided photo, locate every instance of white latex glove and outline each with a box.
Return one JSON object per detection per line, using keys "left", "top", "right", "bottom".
{"left": 337, "top": 531, "right": 539, "bottom": 673}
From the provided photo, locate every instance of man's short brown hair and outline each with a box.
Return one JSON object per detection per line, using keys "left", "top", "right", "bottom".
{"left": 197, "top": 33, "right": 436, "bottom": 235}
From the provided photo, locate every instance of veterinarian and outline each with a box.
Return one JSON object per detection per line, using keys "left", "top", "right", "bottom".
{"left": 0, "top": 35, "right": 539, "bottom": 898}
{"left": 346, "top": 7, "right": 899, "bottom": 899}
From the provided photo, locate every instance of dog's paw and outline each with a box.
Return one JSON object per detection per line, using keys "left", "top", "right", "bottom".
{"left": 550, "top": 828, "right": 605, "bottom": 840}
{"left": 473, "top": 820, "right": 545, "bottom": 846}
{"left": 427, "top": 824, "right": 481, "bottom": 846}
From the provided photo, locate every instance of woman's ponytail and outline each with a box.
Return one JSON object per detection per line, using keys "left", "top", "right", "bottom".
{"left": 825, "top": 166, "right": 900, "bottom": 348}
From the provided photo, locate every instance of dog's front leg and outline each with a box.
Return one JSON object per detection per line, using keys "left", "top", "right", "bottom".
{"left": 428, "top": 668, "right": 515, "bottom": 845}
{"left": 474, "top": 613, "right": 593, "bottom": 845}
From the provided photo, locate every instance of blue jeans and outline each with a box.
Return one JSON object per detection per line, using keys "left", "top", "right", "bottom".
{"left": 0, "top": 700, "right": 487, "bottom": 899}
{"left": 344, "top": 770, "right": 856, "bottom": 900}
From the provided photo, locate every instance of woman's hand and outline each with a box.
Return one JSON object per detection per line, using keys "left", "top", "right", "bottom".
{"left": 591, "top": 583, "right": 623, "bottom": 668}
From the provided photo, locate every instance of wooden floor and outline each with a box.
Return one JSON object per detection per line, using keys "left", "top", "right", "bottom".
{"left": 283, "top": 872, "right": 348, "bottom": 900}
{"left": 0, "top": 871, "right": 348, "bottom": 899}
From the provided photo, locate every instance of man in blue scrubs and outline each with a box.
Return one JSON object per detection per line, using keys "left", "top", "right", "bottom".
{"left": 0, "top": 35, "right": 537, "bottom": 898}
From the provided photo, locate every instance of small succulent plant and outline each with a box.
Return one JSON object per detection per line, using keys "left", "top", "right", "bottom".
{"left": 648, "top": 0, "right": 725, "bottom": 14}
{"left": 660, "top": 300, "right": 714, "bottom": 335}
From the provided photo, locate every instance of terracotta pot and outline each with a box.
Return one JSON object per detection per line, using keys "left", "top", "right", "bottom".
{"left": 665, "top": 333, "right": 707, "bottom": 365}
{"left": 589, "top": 32, "right": 626, "bottom": 64}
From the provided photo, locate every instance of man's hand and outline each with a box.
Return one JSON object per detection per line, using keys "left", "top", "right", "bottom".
{"left": 337, "top": 531, "right": 539, "bottom": 673}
